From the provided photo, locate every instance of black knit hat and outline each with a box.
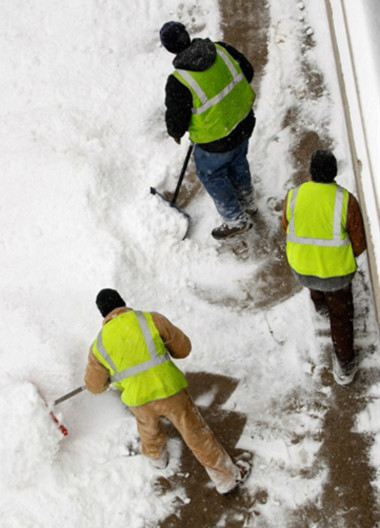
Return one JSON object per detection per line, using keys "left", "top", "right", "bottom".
{"left": 96, "top": 289, "right": 126, "bottom": 317}
{"left": 160, "top": 21, "right": 190, "bottom": 53}
{"left": 309, "top": 149, "right": 338, "bottom": 182}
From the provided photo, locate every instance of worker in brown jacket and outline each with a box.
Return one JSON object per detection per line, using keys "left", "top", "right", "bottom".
{"left": 85, "top": 288, "right": 249, "bottom": 494}
{"left": 282, "top": 150, "right": 367, "bottom": 385}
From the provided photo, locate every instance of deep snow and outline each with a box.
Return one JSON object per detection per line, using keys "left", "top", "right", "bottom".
{"left": 0, "top": 1, "right": 379, "bottom": 527}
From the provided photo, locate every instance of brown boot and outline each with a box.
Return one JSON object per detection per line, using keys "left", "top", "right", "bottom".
{"left": 220, "top": 460, "right": 251, "bottom": 495}
{"left": 211, "top": 222, "right": 252, "bottom": 240}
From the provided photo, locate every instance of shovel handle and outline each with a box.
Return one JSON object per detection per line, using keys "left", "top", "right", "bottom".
{"left": 53, "top": 385, "right": 86, "bottom": 406}
{"left": 171, "top": 143, "right": 193, "bottom": 205}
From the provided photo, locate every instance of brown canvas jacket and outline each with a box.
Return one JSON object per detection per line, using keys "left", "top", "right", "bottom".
{"left": 85, "top": 307, "right": 191, "bottom": 394}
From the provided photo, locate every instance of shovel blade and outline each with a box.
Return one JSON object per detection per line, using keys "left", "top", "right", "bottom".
{"left": 150, "top": 187, "right": 191, "bottom": 239}
{"left": 49, "top": 409, "right": 69, "bottom": 436}
{"left": 37, "top": 387, "right": 69, "bottom": 437}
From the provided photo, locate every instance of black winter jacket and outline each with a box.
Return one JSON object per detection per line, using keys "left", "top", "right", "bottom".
{"left": 164, "top": 39, "right": 256, "bottom": 153}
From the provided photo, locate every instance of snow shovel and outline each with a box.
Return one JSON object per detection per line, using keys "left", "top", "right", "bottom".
{"left": 150, "top": 143, "right": 193, "bottom": 237}
{"left": 45, "top": 385, "right": 86, "bottom": 437}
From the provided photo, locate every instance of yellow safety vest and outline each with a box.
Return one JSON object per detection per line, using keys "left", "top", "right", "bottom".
{"left": 286, "top": 181, "right": 357, "bottom": 278}
{"left": 173, "top": 44, "right": 255, "bottom": 144}
{"left": 92, "top": 310, "right": 188, "bottom": 407}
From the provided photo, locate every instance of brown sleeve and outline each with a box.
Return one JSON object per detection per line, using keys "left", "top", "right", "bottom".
{"left": 84, "top": 347, "right": 110, "bottom": 394}
{"left": 151, "top": 312, "right": 192, "bottom": 359}
{"left": 346, "top": 193, "right": 367, "bottom": 257}
{"left": 281, "top": 191, "right": 290, "bottom": 234}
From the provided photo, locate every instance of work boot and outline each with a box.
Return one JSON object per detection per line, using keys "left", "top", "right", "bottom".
{"left": 245, "top": 204, "right": 258, "bottom": 216}
{"left": 332, "top": 355, "right": 358, "bottom": 386}
{"left": 149, "top": 448, "right": 169, "bottom": 469}
{"left": 220, "top": 460, "right": 251, "bottom": 495}
{"left": 211, "top": 221, "right": 252, "bottom": 240}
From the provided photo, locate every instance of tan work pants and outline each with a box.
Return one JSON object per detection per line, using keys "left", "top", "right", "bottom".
{"left": 130, "top": 389, "right": 239, "bottom": 493}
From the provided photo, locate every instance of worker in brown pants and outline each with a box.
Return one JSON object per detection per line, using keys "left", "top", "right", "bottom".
{"left": 282, "top": 150, "right": 367, "bottom": 385}
{"left": 85, "top": 288, "right": 250, "bottom": 494}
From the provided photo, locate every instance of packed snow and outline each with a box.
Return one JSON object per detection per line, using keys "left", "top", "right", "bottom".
{"left": 0, "top": 1, "right": 378, "bottom": 527}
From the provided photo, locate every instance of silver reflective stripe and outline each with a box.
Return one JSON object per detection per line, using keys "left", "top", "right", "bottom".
{"left": 111, "top": 352, "right": 170, "bottom": 382}
{"left": 175, "top": 69, "right": 208, "bottom": 105}
{"left": 175, "top": 47, "right": 244, "bottom": 115}
{"left": 95, "top": 311, "right": 170, "bottom": 382}
{"left": 333, "top": 186, "right": 344, "bottom": 240}
{"left": 134, "top": 311, "right": 158, "bottom": 360}
{"left": 287, "top": 185, "right": 350, "bottom": 247}
{"left": 216, "top": 46, "right": 240, "bottom": 78}
{"left": 96, "top": 330, "right": 118, "bottom": 372}
{"left": 191, "top": 73, "right": 244, "bottom": 115}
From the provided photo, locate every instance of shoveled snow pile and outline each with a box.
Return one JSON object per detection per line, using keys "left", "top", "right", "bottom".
{"left": 0, "top": 380, "right": 62, "bottom": 488}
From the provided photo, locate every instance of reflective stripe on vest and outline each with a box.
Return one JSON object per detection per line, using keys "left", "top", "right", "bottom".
{"left": 287, "top": 185, "right": 350, "bottom": 247}
{"left": 96, "top": 311, "right": 170, "bottom": 382}
{"left": 176, "top": 47, "right": 245, "bottom": 115}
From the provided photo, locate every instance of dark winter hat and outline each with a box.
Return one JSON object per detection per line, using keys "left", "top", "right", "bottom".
{"left": 96, "top": 288, "right": 126, "bottom": 318}
{"left": 160, "top": 21, "right": 190, "bottom": 53}
{"left": 309, "top": 149, "right": 338, "bottom": 182}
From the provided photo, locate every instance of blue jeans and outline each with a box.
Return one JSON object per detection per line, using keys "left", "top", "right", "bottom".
{"left": 193, "top": 139, "right": 255, "bottom": 225}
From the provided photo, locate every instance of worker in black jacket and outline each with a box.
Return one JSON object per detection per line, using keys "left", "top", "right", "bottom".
{"left": 160, "top": 21, "right": 257, "bottom": 240}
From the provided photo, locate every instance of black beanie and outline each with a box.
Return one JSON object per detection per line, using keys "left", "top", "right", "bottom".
{"left": 96, "top": 289, "right": 126, "bottom": 318}
{"left": 160, "top": 21, "right": 190, "bottom": 53}
{"left": 309, "top": 149, "right": 338, "bottom": 182}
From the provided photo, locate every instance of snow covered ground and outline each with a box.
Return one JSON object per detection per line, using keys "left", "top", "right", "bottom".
{"left": 0, "top": 1, "right": 379, "bottom": 527}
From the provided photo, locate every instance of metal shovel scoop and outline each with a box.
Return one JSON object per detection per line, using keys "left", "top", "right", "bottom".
{"left": 150, "top": 143, "right": 193, "bottom": 238}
